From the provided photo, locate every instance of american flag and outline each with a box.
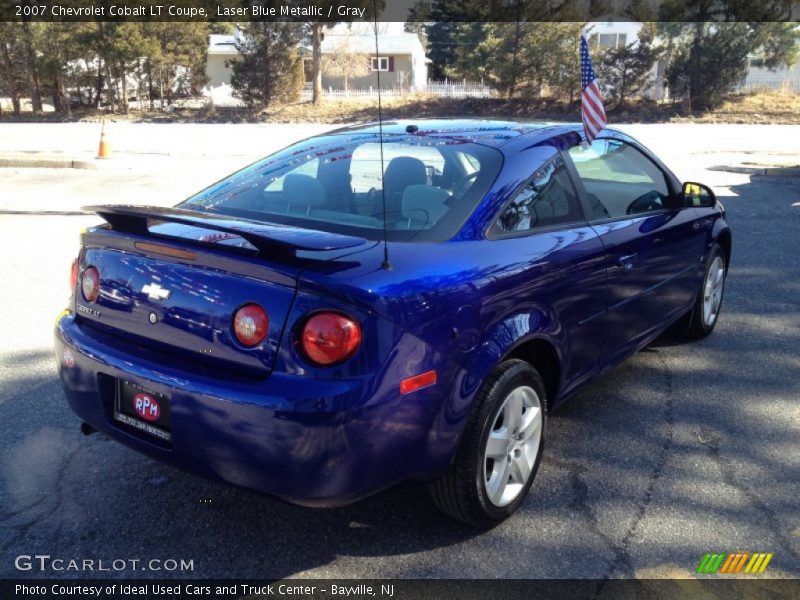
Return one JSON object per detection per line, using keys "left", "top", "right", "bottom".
{"left": 580, "top": 34, "right": 607, "bottom": 143}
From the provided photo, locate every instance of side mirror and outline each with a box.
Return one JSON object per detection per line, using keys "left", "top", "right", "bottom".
{"left": 682, "top": 182, "right": 716, "bottom": 208}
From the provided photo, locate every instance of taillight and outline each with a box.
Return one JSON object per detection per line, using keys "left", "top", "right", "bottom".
{"left": 300, "top": 312, "right": 361, "bottom": 366}
{"left": 70, "top": 259, "right": 78, "bottom": 290}
{"left": 233, "top": 303, "right": 269, "bottom": 346}
{"left": 81, "top": 266, "right": 100, "bottom": 302}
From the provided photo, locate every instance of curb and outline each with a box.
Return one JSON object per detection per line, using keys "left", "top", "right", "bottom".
{"left": 0, "top": 156, "right": 98, "bottom": 170}
{"left": 764, "top": 166, "right": 800, "bottom": 177}
{"left": 0, "top": 210, "right": 86, "bottom": 216}
{"left": 710, "top": 165, "right": 800, "bottom": 177}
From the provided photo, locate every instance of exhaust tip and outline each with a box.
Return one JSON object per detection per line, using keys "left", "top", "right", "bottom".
{"left": 80, "top": 422, "right": 96, "bottom": 436}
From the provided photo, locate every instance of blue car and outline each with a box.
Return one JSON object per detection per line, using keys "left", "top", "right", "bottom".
{"left": 55, "top": 120, "right": 731, "bottom": 525}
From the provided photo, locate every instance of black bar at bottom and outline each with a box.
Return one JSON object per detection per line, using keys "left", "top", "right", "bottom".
{"left": 2, "top": 579, "right": 799, "bottom": 600}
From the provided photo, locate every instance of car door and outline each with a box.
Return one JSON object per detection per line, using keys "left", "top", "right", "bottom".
{"left": 489, "top": 150, "right": 607, "bottom": 397}
{"left": 563, "top": 137, "right": 703, "bottom": 364}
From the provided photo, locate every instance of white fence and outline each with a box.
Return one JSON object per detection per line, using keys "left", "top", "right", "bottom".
{"left": 735, "top": 80, "right": 800, "bottom": 93}
{"left": 300, "top": 80, "right": 496, "bottom": 100}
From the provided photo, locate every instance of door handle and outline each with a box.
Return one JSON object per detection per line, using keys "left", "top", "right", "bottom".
{"left": 617, "top": 253, "right": 638, "bottom": 270}
{"left": 693, "top": 219, "right": 711, "bottom": 231}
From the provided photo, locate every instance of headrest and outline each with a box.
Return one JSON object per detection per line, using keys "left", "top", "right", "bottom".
{"left": 283, "top": 174, "right": 326, "bottom": 207}
{"left": 384, "top": 156, "right": 427, "bottom": 192}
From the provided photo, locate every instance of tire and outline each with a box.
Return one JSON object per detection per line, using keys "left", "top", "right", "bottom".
{"left": 429, "top": 359, "right": 547, "bottom": 527}
{"left": 683, "top": 243, "right": 727, "bottom": 339}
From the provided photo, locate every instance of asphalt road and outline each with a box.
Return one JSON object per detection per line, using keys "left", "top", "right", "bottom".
{"left": 0, "top": 124, "right": 798, "bottom": 581}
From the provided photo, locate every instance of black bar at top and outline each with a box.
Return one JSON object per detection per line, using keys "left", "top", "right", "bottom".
{"left": 2, "top": 0, "right": 799, "bottom": 23}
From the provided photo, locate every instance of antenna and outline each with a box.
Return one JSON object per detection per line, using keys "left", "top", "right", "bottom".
{"left": 371, "top": 0, "right": 392, "bottom": 270}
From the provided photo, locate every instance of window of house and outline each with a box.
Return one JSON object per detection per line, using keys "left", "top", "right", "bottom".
{"left": 492, "top": 157, "right": 583, "bottom": 234}
{"left": 598, "top": 33, "right": 628, "bottom": 49}
{"left": 371, "top": 57, "right": 389, "bottom": 71}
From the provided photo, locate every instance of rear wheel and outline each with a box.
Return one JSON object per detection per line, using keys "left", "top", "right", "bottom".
{"left": 684, "top": 244, "right": 727, "bottom": 339}
{"left": 429, "top": 359, "right": 546, "bottom": 526}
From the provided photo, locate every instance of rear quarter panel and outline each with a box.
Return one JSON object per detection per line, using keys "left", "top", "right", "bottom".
{"left": 303, "top": 233, "right": 581, "bottom": 475}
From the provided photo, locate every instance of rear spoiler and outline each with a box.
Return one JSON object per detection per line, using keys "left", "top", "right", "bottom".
{"left": 83, "top": 205, "right": 368, "bottom": 254}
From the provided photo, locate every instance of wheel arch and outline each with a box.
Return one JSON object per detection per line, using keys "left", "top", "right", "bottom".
{"left": 424, "top": 310, "right": 565, "bottom": 476}
{"left": 716, "top": 229, "right": 732, "bottom": 270}
{"left": 504, "top": 337, "right": 561, "bottom": 407}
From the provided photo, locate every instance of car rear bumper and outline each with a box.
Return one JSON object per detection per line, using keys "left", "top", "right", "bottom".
{"left": 55, "top": 313, "right": 448, "bottom": 505}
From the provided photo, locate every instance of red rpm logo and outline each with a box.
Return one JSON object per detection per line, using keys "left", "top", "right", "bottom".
{"left": 133, "top": 393, "right": 160, "bottom": 421}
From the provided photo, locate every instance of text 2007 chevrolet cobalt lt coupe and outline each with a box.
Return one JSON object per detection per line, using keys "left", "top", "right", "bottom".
{"left": 55, "top": 121, "right": 731, "bottom": 525}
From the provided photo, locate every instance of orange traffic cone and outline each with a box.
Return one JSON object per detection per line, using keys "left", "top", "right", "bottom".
{"left": 97, "top": 120, "right": 110, "bottom": 159}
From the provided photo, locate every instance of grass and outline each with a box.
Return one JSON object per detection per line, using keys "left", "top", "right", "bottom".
{"left": 670, "top": 89, "right": 800, "bottom": 124}
{"left": 2, "top": 90, "right": 799, "bottom": 125}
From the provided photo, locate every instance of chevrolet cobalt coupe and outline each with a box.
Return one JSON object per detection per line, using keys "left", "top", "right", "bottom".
{"left": 56, "top": 121, "right": 731, "bottom": 525}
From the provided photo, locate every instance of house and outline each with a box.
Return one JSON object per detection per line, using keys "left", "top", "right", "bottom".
{"left": 206, "top": 33, "right": 239, "bottom": 88}
{"left": 585, "top": 20, "right": 643, "bottom": 51}
{"left": 204, "top": 24, "right": 430, "bottom": 92}
{"left": 584, "top": 20, "right": 800, "bottom": 99}
{"left": 319, "top": 23, "right": 430, "bottom": 90}
{"left": 584, "top": 20, "right": 668, "bottom": 100}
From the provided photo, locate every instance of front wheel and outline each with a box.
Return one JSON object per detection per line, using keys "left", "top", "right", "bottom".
{"left": 429, "top": 360, "right": 546, "bottom": 526}
{"left": 683, "top": 244, "right": 727, "bottom": 339}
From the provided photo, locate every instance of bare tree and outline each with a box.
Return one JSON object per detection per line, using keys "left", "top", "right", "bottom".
{"left": 322, "top": 37, "right": 370, "bottom": 93}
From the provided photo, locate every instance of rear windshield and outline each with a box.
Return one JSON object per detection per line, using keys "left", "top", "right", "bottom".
{"left": 180, "top": 134, "right": 503, "bottom": 242}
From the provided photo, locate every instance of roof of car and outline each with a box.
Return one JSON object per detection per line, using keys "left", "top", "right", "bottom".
{"left": 328, "top": 119, "right": 585, "bottom": 148}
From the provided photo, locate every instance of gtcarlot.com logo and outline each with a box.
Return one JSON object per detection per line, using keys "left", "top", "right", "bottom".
{"left": 15, "top": 554, "right": 194, "bottom": 572}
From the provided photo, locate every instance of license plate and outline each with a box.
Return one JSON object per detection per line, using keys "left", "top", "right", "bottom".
{"left": 113, "top": 379, "right": 171, "bottom": 442}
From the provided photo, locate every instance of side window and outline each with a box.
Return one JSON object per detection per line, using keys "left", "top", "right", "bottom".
{"left": 567, "top": 140, "right": 670, "bottom": 220}
{"left": 493, "top": 156, "right": 583, "bottom": 234}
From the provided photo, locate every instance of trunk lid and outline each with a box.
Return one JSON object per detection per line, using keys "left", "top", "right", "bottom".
{"left": 74, "top": 206, "right": 370, "bottom": 379}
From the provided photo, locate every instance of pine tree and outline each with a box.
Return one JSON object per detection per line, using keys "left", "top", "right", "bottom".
{"left": 598, "top": 23, "right": 661, "bottom": 106}
{"left": 424, "top": 21, "right": 461, "bottom": 81}
{"left": 474, "top": 22, "right": 584, "bottom": 101}
{"left": 658, "top": 1, "right": 799, "bottom": 109}
{"left": 21, "top": 22, "right": 44, "bottom": 113}
{"left": 37, "top": 23, "right": 83, "bottom": 115}
{"left": 0, "top": 23, "right": 26, "bottom": 115}
{"left": 231, "top": 23, "right": 305, "bottom": 108}
{"left": 141, "top": 22, "right": 209, "bottom": 109}
{"left": 1, "top": 21, "right": 209, "bottom": 115}
{"left": 445, "top": 23, "right": 490, "bottom": 81}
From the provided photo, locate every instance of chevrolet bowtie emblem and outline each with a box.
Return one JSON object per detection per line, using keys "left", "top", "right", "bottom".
{"left": 141, "top": 282, "right": 171, "bottom": 301}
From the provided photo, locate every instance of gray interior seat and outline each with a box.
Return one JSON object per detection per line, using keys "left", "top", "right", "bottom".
{"left": 533, "top": 198, "right": 555, "bottom": 224}
{"left": 317, "top": 162, "right": 355, "bottom": 211}
{"left": 261, "top": 174, "right": 327, "bottom": 215}
{"left": 532, "top": 182, "right": 577, "bottom": 225}
{"left": 384, "top": 157, "right": 427, "bottom": 217}
{"left": 282, "top": 174, "right": 327, "bottom": 215}
{"left": 401, "top": 185, "right": 450, "bottom": 229}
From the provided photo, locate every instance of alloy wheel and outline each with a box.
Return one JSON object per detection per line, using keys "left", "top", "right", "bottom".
{"left": 483, "top": 385, "right": 543, "bottom": 507}
{"left": 703, "top": 256, "right": 725, "bottom": 327}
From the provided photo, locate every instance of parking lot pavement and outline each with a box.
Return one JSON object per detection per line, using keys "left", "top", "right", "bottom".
{"left": 0, "top": 124, "right": 798, "bottom": 580}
